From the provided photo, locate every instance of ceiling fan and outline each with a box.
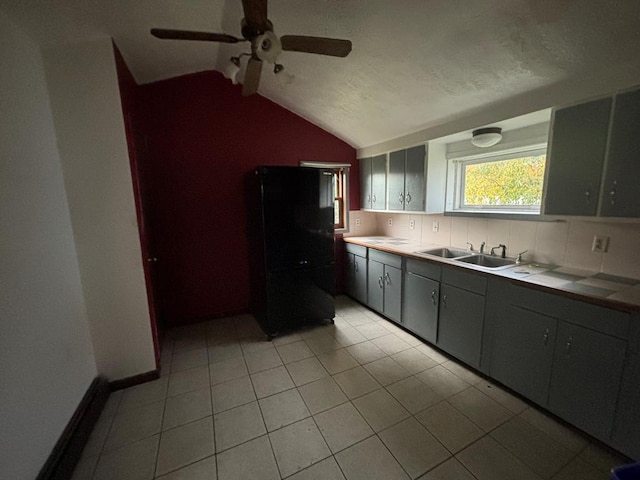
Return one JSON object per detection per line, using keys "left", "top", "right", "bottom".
{"left": 150, "top": 0, "right": 352, "bottom": 96}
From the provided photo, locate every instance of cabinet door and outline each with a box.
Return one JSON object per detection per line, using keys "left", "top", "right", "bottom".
{"left": 387, "top": 149, "right": 406, "bottom": 211}
{"left": 437, "top": 284, "right": 485, "bottom": 367}
{"left": 491, "top": 306, "right": 557, "bottom": 407}
{"left": 371, "top": 154, "right": 387, "bottom": 210}
{"left": 402, "top": 272, "right": 438, "bottom": 343}
{"left": 601, "top": 88, "right": 640, "bottom": 217}
{"left": 359, "top": 157, "right": 372, "bottom": 209}
{"left": 353, "top": 254, "right": 367, "bottom": 304}
{"left": 367, "top": 259, "right": 384, "bottom": 312}
{"left": 612, "top": 352, "right": 640, "bottom": 460}
{"left": 404, "top": 145, "right": 426, "bottom": 212}
{"left": 345, "top": 252, "right": 356, "bottom": 298}
{"left": 383, "top": 265, "right": 402, "bottom": 322}
{"left": 548, "top": 322, "right": 626, "bottom": 441}
{"left": 544, "top": 98, "right": 612, "bottom": 216}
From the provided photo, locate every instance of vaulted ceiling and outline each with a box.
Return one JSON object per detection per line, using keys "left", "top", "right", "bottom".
{"left": 3, "top": 0, "right": 640, "bottom": 148}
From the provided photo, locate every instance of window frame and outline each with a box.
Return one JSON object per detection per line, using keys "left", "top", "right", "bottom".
{"left": 300, "top": 161, "right": 350, "bottom": 233}
{"left": 447, "top": 145, "right": 547, "bottom": 215}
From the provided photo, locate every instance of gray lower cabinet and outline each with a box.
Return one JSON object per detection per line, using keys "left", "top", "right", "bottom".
{"left": 487, "top": 279, "right": 630, "bottom": 445}
{"left": 548, "top": 321, "right": 627, "bottom": 442}
{"left": 402, "top": 259, "right": 441, "bottom": 343}
{"left": 367, "top": 250, "right": 402, "bottom": 322}
{"left": 346, "top": 252, "right": 367, "bottom": 304}
{"left": 612, "top": 351, "right": 640, "bottom": 460}
{"left": 437, "top": 268, "right": 486, "bottom": 368}
{"left": 490, "top": 305, "right": 557, "bottom": 407}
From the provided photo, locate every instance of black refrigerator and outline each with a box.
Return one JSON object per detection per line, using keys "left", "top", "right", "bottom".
{"left": 247, "top": 166, "right": 336, "bottom": 338}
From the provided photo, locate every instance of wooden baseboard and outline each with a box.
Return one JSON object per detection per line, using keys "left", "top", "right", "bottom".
{"left": 108, "top": 369, "right": 159, "bottom": 391}
{"left": 36, "top": 376, "right": 110, "bottom": 480}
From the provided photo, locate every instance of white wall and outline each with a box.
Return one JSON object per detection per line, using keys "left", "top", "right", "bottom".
{"left": 43, "top": 38, "right": 156, "bottom": 379}
{"left": 0, "top": 11, "right": 97, "bottom": 480}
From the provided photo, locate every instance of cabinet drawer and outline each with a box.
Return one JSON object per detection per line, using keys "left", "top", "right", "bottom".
{"left": 405, "top": 258, "right": 441, "bottom": 281}
{"left": 369, "top": 249, "right": 402, "bottom": 268}
{"left": 510, "top": 284, "right": 629, "bottom": 339}
{"left": 345, "top": 243, "right": 367, "bottom": 257}
{"left": 442, "top": 267, "right": 487, "bottom": 295}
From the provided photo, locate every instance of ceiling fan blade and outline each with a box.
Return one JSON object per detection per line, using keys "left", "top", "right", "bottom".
{"left": 150, "top": 28, "right": 241, "bottom": 43}
{"left": 242, "top": 0, "right": 268, "bottom": 30}
{"left": 280, "top": 35, "right": 352, "bottom": 57}
{"left": 242, "top": 57, "right": 262, "bottom": 96}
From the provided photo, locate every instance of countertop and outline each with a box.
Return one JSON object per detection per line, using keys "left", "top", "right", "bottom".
{"left": 344, "top": 236, "right": 640, "bottom": 313}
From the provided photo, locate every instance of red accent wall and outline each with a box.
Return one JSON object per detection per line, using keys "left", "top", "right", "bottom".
{"left": 135, "top": 70, "right": 358, "bottom": 326}
{"left": 113, "top": 44, "right": 160, "bottom": 363}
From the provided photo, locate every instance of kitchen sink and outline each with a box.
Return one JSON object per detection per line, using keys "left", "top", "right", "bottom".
{"left": 416, "top": 248, "right": 470, "bottom": 258}
{"left": 454, "top": 254, "right": 518, "bottom": 269}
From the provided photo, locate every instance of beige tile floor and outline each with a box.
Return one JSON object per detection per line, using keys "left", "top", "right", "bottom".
{"left": 72, "top": 295, "right": 629, "bottom": 480}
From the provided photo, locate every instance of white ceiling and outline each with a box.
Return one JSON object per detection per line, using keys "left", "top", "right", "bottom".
{"left": 3, "top": 0, "right": 640, "bottom": 149}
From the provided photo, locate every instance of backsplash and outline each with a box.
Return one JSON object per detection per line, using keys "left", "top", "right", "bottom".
{"left": 347, "top": 211, "right": 640, "bottom": 280}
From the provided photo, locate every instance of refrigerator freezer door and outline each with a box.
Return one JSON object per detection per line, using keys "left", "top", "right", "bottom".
{"left": 264, "top": 264, "right": 335, "bottom": 335}
{"left": 259, "top": 167, "right": 335, "bottom": 272}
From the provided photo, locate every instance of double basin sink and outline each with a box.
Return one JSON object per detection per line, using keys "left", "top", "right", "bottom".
{"left": 415, "top": 248, "right": 522, "bottom": 270}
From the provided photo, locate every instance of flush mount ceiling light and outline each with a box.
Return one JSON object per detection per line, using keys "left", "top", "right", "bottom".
{"left": 471, "top": 127, "right": 503, "bottom": 148}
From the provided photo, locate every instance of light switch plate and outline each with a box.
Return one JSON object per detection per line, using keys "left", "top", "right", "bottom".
{"left": 592, "top": 235, "right": 609, "bottom": 253}
{"left": 355, "top": 218, "right": 361, "bottom": 227}
{"left": 387, "top": 218, "right": 393, "bottom": 227}
{"left": 409, "top": 219, "right": 416, "bottom": 230}
{"left": 432, "top": 221, "right": 439, "bottom": 232}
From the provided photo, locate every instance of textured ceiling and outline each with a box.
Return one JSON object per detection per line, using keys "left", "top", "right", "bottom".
{"left": 3, "top": 0, "right": 640, "bottom": 148}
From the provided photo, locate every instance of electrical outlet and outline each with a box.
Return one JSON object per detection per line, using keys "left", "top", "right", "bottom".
{"left": 592, "top": 235, "right": 610, "bottom": 253}
{"left": 409, "top": 219, "right": 416, "bottom": 230}
{"left": 387, "top": 218, "right": 393, "bottom": 227}
{"left": 432, "top": 221, "right": 439, "bottom": 232}
{"left": 355, "top": 218, "right": 361, "bottom": 227}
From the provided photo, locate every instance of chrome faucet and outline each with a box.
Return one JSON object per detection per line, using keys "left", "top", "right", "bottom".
{"left": 466, "top": 242, "right": 474, "bottom": 252}
{"left": 479, "top": 242, "right": 486, "bottom": 254}
{"left": 490, "top": 244, "right": 507, "bottom": 258}
{"left": 516, "top": 250, "right": 528, "bottom": 265}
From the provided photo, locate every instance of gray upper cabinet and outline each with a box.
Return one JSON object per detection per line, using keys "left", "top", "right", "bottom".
{"left": 387, "top": 145, "right": 426, "bottom": 212}
{"left": 360, "top": 154, "right": 387, "bottom": 210}
{"left": 544, "top": 97, "right": 612, "bottom": 216}
{"left": 600, "top": 88, "right": 640, "bottom": 217}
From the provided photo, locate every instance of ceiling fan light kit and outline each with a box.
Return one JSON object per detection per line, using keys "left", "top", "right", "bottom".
{"left": 471, "top": 127, "right": 503, "bottom": 148}
{"left": 223, "top": 56, "right": 242, "bottom": 84}
{"left": 150, "top": 0, "right": 352, "bottom": 96}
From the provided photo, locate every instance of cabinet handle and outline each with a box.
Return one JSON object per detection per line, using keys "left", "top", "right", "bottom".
{"left": 354, "top": 261, "right": 358, "bottom": 272}
{"left": 367, "top": 194, "right": 371, "bottom": 204}
{"left": 584, "top": 188, "right": 591, "bottom": 203}
{"left": 609, "top": 180, "right": 617, "bottom": 205}
{"left": 405, "top": 192, "right": 412, "bottom": 204}
{"left": 378, "top": 276, "right": 384, "bottom": 289}
{"left": 384, "top": 272, "right": 391, "bottom": 284}
{"left": 398, "top": 193, "right": 404, "bottom": 204}
{"left": 565, "top": 336, "right": 572, "bottom": 355}
{"left": 431, "top": 289, "right": 437, "bottom": 305}
{"left": 372, "top": 194, "right": 377, "bottom": 204}
{"left": 442, "top": 294, "right": 447, "bottom": 307}
{"left": 543, "top": 328, "right": 549, "bottom": 345}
